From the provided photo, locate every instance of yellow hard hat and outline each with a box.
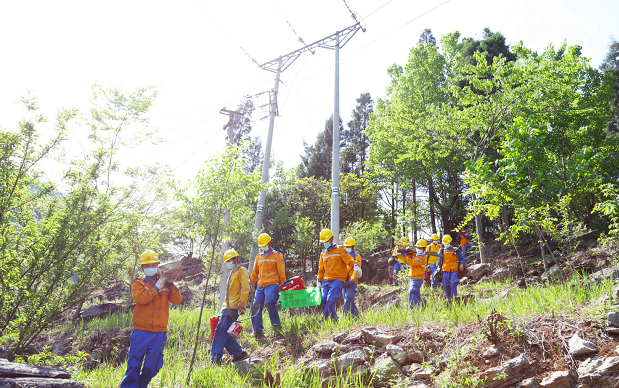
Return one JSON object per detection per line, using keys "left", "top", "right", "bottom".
{"left": 319, "top": 229, "right": 334, "bottom": 243}
{"left": 431, "top": 234, "right": 439, "bottom": 241}
{"left": 400, "top": 236, "right": 409, "bottom": 245}
{"left": 415, "top": 239, "right": 428, "bottom": 248}
{"left": 343, "top": 237, "right": 356, "bottom": 247}
{"left": 223, "top": 249, "right": 240, "bottom": 263}
{"left": 139, "top": 250, "right": 159, "bottom": 265}
{"left": 258, "top": 233, "right": 271, "bottom": 247}
{"left": 442, "top": 235, "right": 453, "bottom": 244}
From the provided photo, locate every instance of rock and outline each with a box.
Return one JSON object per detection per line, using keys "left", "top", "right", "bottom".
{"left": 481, "top": 353, "right": 530, "bottom": 388}
{"left": 333, "top": 332, "right": 348, "bottom": 343}
{"left": 407, "top": 347, "right": 424, "bottom": 363}
{"left": 491, "top": 267, "right": 512, "bottom": 281}
{"left": 477, "top": 275, "right": 490, "bottom": 284}
{"left": 609, "top": 312, "right": 619, "bottom": 328}
{"left": 541, "top": 265, "right": 563, "bottom": 281}
{"left": 413, "top": 368, "right": 432, "bottom": 379}
{"left": 303, "top": 359, "right": 333, "bottom": 378}
{"left": 459, "top": 277, "right": 472, "bottom": 285}
{"left": 577, "top": 356, "right": 619, "bottom": 387}
{"left": 0, "top": 378, "right": 85, "bottom": 387}
{"left": 410, "top": 362, "right": 422, "bottom": 371}
{"left": 0, "top": 360, "right": 71, "bottom": 379}
{"left": 369, "top": 353, "right": 400, "bottom": 382}
{"left": 513, "top": 278, "right": 527, "bottom": 288}
{"left": 539, "top": 371, "right": 573, "bottom": 388}
{"left": 79, "top": 302, "right": 123, "bottom": 322}
{"left": 176, "top": 284, "right": 193, "bottom": 307}
{"left": 342, "top": 331, "right": 363, "bottom": 344}
{"left": 386, "top": 344, "right": 407, "bottom": 365}
{"left": 361, "top": 327, "right": 403, "bottom": 346}
{"left": 517, "top": 377, "right": 540, "bottom": 388}
{"left": 335, "top": 349, "right": 367, "bottom": 371}
{"left": 482, "top": 346, "right": 500, "bottom": 359}
{"left": 526, "top": 276, "right": 543, "bottom": 285}
{"left": 605, "top": 327, "right": 619, "bottom": 334}
{"left": 407, "top": 384, "right": 431, "bottom": 388}
{"left": 467, "top": 263, "right": 490, "bottom": 281}
{"left": 589, "top": 265, "right": 619, "bottom": 286}
{"left": 232, "top": 358, "right": 251, "bottom": 371}
{"left": 568, "top": 334, "right": 598, "bottom": 356}
{"left": 312, "top": 342, "right": 341, "bottom": 357}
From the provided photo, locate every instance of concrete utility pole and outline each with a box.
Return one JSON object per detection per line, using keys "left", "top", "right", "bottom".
{"left": 331, "top": 33, "right": 341, "bottom": 244}
{"left": 248, "top": 22, "right": 365, "bottom": 273}
{"left": 218, "top": 108, "right": 243, "bottom": 309}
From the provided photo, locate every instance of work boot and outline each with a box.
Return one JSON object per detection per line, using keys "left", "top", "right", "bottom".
{"left": 231, "top": 351, "right": 249, "bottom": 362}
{"left": 273, "top": 324, "right": 284, "bottom": 339}
{"left": 254, "top": 330, "right": 265, "bottom": 339}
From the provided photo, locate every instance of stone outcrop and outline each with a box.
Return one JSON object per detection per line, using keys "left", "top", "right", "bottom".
{"left": 539, "top": 370, "right": 573, "bottom": 388}
{"left": 577, "top": 356, "right": 619, "bottom": 387}
{"left": 480, "top": 354, "right": 531, "bottom": 388}
{"left": 568, "top": 334, "right": 597, "bottom": 356}
{"left": 0, "top": 360, "right": 84, "bottom": 388}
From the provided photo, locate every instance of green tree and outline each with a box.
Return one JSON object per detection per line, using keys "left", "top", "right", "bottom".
{"left": 600, "top": 39, "right": 619, "bottom": 133}
{"left": 298, "top": 115, "right": 343, "bottom": 180}
{"left": 342, "top": 93, "right": 373, "bottom": 176}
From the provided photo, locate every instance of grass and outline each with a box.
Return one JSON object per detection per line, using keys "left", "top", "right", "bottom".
{"left": 69, "top": 276, "right": 615, "bottom": 387}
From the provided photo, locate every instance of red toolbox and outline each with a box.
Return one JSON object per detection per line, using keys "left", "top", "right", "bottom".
{"left": 279, "top": 276, "right": 307, "bottom": 291}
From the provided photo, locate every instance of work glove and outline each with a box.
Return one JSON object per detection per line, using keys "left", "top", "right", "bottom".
{"left": 459, "top": 263, "right": 464, "bottom": 272}
{"left": 316, "top": 280, "right": 322, "bottom": 288}
{"left": 343, "top": 280, "right": 352, "bottom": 288}
{"left": 354, "top": 264, "right": 362, "bottom": 278}
{"left": 155, "top": 276, "right": 166, "bottom": 290}
{"left": 237, "top": 302, "right": 246, "bottom": 314}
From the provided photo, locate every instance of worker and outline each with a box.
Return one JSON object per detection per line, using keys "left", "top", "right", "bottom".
{"left": 459, "top": 229, "right": 475, "bottom": 258}
{"left": 426, "top": 234, "right": 442, "bottom": 288}
{"left": 398, "top": 239, "right": 428, "bottom": 309}
{"left": 342, "top": 237, "right": 361, "bottom": 317}
{"left": 120, "top": 250, "right": 182, "bottom": 388}
{"left": 437, "top": 235, "right": 465, "bottom": 302}
{"left": 391, "top": 237, "right": 410, "bottom": 286}
{"left": 250, "top": 233, "right": 286, "bottom": 338}
{"left": 211, "top": 249, "right": 250, "bottom": 363}
{"left": 317, "top": 229, "right": 360, "bottom": 321}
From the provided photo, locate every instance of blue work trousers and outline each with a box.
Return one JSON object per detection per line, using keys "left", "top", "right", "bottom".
{"left": 120, "top": 330, "right": 167, "bottom": 388}
{"left": 251, "top": 284, "right": 281, "bottom": 333}
{"left": 442, "top": 271, "right": 460, "bottom": 301}
{"left": 428, "top": 264, "right": 439, "bottom": 288}
{"left": 321, "top": 280, "right": 344, "bottom": 321}
{"left": 462, "top": 242, "right": 475, "bottom": 257}
{"left": 408, "top": 278, "right": 424, "bottom": 309}
{"left": 343, "top": 282, "right": 359, "bottom": 317}
{"left": 211, "top": 309, "right": 244, "bottom": 363}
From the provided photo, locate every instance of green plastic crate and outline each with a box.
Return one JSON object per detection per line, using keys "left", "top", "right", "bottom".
{"left": 281, "top": 287, "right": 321, "bottom": 308}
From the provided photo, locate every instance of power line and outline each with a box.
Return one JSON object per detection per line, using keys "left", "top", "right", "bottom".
{"left": 342, "top": 0, "right": 360, "bottom": 23}
{"left": 192, "top": 0, "right": 259, "bottom": 66}
{"left": 269, "top": 0, "right": 313, "bottom": 52}
{"left": 363, "top": 0, "right": 395, "bottom": 20}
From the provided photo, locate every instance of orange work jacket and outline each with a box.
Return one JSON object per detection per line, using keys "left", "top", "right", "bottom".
{"left": 318, "top": 245, "right": 356, "bottom": 282}
{"left": 131, "top": 277, "right": 182, "bottom": 332}
{"left": 346, "top": 251, "right": 363, "bottom": 284}
{"left": 439, "top": 247, "right": 464, "bottom": 272}
{"left": 401, "top": 253, "right": 427, "bottom": 279}
{"left": 250, "top": 248, "right": 286, "bottom": 287}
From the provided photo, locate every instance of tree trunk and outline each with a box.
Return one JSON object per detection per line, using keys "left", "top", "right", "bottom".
{"left": 472, "top": 193, "right": 485, "bottom": 264}
{"left": 391, "top": 183, "right": 396, "bottom": 245}
{"left": 412, "top": 181, "right": 418, "bottom": 241}
{"left": 402, "top": 188, "right": 406, "bottom": 237}
{"left": 536, "top": 224, "right": 549, "bottom": 273}
{"left": 428, "top": 177, "right": 437, "bottom": 234}
{"left": 501, "top": 205, "right": 509, "bottom": 253}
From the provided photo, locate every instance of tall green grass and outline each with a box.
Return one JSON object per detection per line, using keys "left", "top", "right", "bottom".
{"left": 72, "top": 277, "right": 615, "bottom": 387}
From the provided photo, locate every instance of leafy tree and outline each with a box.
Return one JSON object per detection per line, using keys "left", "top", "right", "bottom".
{"left": 341, "top": 93, "right": 373, "bottom": 176}
{"left": 298, "top": 115, "right": 343, "bottom": 180}
{"left": 600, "top": 39, "right": 619, "bottom": 133}
{"left": 418, "top": 28, "right": 437, "bottom": 47}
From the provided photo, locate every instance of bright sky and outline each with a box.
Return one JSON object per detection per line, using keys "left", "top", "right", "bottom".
{"left": 1, "top": 0, "right": 618, "bottom": 184}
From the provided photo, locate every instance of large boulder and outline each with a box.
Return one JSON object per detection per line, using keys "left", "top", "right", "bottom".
{"left": 491, "top": 267, "right": 512, "bottom": 281}
{"left": 577, "top": 356, "right": 619, "bottom": 387}
{"left": 589, "top": 265, "right": 619, "bottom": 285}
{"left": 79, "top": 302, "right": 124, "bottom": 322}
{"left": 608, "top": 312, "right": 619, "bottom": 328}
{"left": 517, "top": 377, "right": 540, "bottom": 388}
{"left": 467, "top": 263, "right": 490, "bottom": 281}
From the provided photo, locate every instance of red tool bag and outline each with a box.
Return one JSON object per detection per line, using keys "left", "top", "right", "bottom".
{"left": 210, "top": 316, "right": 219, "bottom": 340}
{"left": 279, "top": 276, "right": 307, "bottom": 291}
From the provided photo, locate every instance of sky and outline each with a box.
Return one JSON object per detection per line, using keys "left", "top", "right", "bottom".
{"left": 1, "top": 0, "right": 618, "bottom": 185}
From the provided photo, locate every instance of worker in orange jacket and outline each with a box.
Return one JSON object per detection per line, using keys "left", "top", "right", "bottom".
{"left": 342, "top": 237, "right": 361, "bottom": 317}
{"left": 391, "top": 237, "right": 410, "bottom": 286}
{"left": 426, "top": 234, "right": 442, "bottom": 288}
{"left": 459, "top": 228, "right": 475, "bottom": 257}
{"left": 120, "top": 250, "right": 182, "bottom": 388}
{"left": 317, "top": 229, "right": 360, "bottom": 321}
{"left": 250, "top": 233, "right": 286, "bottom": 338}
{"left": 211, "top": 249, "right": 250, "bottom": 363}
{"left": 398, "top": 239, "right": 428, "bottom": 309}
{"left": 437, "top": 235, "right": 465, "bottom": 302}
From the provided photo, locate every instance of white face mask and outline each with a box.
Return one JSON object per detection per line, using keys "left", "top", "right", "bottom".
{"left": 345, "top": 247, "right": 352, "bottom": 253}
{"left": 143, "top": 268, "right": 157, "bottom": 277}
{"left": 323, "top": 242, "right": 331, "bottom": 249}
{"left": 226, "top": 261, "right": 234, "bottom": 270}
{"left": 433, "top": 240, "right": 439, "bottom": 245}
{"left": 260, "top": 246, "right": 269, "bottom": 252}
{"left": 416, "top": 248, "right": 424, "bottom": 255}
{"left": 444, "top": 244, "right": 451, "bottom": 249}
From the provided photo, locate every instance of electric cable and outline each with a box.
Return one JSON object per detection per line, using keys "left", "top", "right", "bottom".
{"left": 269, "top": 0, "right": 310, "bottom": 48}
{"left": 172, "top": 129, "right": 225, "bottom": 172}
{"left": 342, "top": 0, "right": 360, "bottom": 22}
{"left": 193, "top": 0, "right": 259, "bottom": 66}
{"left": 363, "top": 0, "right": 395, "bottom": 20}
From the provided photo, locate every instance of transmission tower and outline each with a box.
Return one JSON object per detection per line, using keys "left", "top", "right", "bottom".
{"left": 248, "top": 21, "right": 365, "bottom": 275}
